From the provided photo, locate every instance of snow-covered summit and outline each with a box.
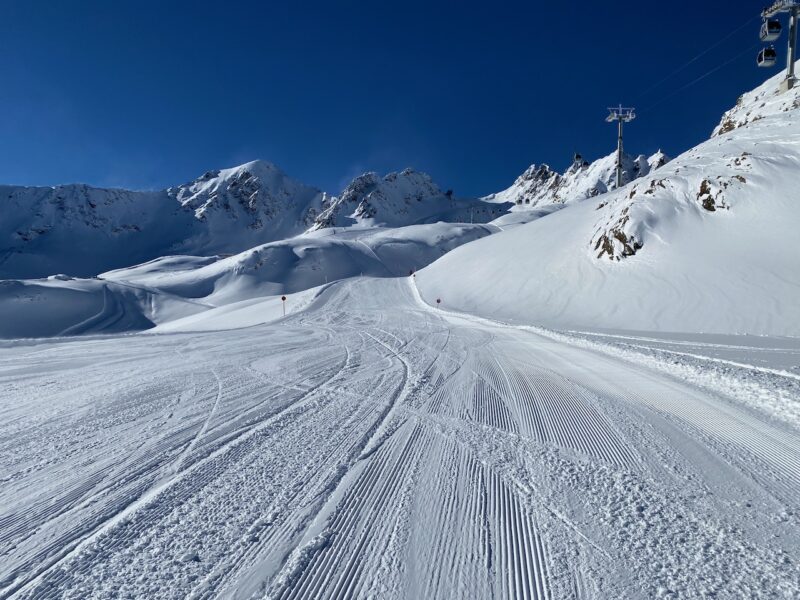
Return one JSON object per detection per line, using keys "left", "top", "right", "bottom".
{"left": 168, "top": 160, "right": 326, "bottom": 228}
{"left": 165, "top": 160, "right": 330, "bottom": 258}
{"left": 484, "top": 150, "right": 670, "bottom": 209}
{"left": 312, "top": 168, "right": 506, "bottom": 229}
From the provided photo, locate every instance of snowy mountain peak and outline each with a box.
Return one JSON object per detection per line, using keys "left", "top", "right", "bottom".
{"left": 485, "top": 149, "right": 670, "bottom": 209}
{"left": 168, "top": 160, "right": 324, "bottom": 225}
{"left": 313, "top": 168, "right": 487, "bottom": 230}
{"left": 647, "top": 150, "right": 669, "bottom": 171}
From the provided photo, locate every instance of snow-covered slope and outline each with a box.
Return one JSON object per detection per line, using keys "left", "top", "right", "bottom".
{"left": 0, "top": 222, "right": 495, "bottom": 338}
{"left": 0, "top": 185, "right": 190, "bottom": 280}
{"left": 312, "top": 169, "right": 508, "bottom": 229}
{"left": 418, "top": 69, "right": 800, "bottom": 335}
{"left": 484, "top": 150, "right": 669, "bottom": 209}
{"left": 0, "top": 276, "right": 208, "bottom": 338}
{"left": 102, "top": 223, "right": 495, "bottom": 306}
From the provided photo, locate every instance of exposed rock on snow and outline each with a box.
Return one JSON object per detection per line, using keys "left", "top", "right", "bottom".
{"left": 0, "top": 161, "right": 328, "bottom": 280}
{"left": 484, "top": 150, "right": 670, "bottom": 209}
{"left": 713, "top": 60, "right": 800, "bottom": 136}
{"left": 312, "top": 168, "right": 507, "bottom": 230}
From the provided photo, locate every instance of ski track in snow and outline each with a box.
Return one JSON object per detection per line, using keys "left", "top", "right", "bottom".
{"left": 1, "top": 277, "right": 799, "bottom": 599}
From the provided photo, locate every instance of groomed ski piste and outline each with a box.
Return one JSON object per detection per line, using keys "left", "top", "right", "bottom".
{"left": 1, "top": 276, "right": 799, "bottom": 599}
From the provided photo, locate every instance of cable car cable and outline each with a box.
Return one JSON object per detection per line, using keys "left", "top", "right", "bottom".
{"left": 635, "top": 15, "right": 760, "bottom": 102}
{"left": 638, "top": 42, "right": 762, "bottom": 114}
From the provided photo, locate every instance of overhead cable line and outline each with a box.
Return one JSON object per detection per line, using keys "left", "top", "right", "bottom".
{"left": 635, "top": 15, "right": 760, "bottom": 102}
{"left": 639, "top": 42, "right": 762, "bottom": 114}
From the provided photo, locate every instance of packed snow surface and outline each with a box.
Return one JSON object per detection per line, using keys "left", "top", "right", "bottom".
{"left": 1, "top": 277, "right": 798, "bottom": 599}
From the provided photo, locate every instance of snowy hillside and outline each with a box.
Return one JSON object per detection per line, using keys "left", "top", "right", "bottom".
{"left": 418, "top": 68, "right": 800, "bottom": 335}
{"left": 101, "top": 223, "right": 496, "bottom": 303}
{"left": 0, "top": 184, "right": 190, "bottom": 280}
{"left": 312, "top": 168, "right": 507, "bottom": 229}
{"left": 484, "top": 150, "right": 669, "bottom": 209}
{"left": 0, "top": 223, "right": 495, "bottom": 338}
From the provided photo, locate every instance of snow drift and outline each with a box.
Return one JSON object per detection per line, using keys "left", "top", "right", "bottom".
{"left": 0, "top": 276, "right": 206, "bottom": 338}
{"left": 102, "top": 223, "right": 496, "bottom": 306}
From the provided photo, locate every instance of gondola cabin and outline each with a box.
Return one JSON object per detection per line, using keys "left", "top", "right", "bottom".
{"left": 760, "top": 19, "right": 782, "bottom": 42}
{"left": 757, "top": 46, "right": 778, "bottom": 67}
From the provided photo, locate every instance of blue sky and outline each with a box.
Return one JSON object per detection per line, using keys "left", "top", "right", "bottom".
{"left": 0, "top": 1, "right": 772, "bottom": 196}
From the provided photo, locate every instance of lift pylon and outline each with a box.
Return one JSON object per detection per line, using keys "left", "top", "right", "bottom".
{"left": 761, "top": 1, "right": 800, "bottom": 91}
{"left": 606, "top": 106, "right": 636, "bottom": 189}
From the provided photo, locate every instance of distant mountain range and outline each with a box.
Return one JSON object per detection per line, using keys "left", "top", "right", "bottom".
{"left": 0, "top": 149, "right": 669, "bottom": 279}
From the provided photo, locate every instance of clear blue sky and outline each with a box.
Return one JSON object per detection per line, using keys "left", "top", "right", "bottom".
{"left": 0, "top": 0, "right": 771, "bottom": 196}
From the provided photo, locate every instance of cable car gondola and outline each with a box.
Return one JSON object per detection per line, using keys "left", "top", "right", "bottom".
{"left": 757, "top": 46, "right": 778, "bottom": 68}
{"left": 760, "top": 19, "right": 782, "bottom": 43}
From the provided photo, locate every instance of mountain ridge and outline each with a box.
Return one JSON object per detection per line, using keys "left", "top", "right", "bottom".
{"left": 0, "top": 162, "right": 504, "bottom": 279}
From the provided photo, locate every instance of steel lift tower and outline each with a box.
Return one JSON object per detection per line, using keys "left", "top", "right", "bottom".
{"left": 606, "top": 106, "right": 636, "bottom": 189}
{"left": 761, "top": 1, "right": 800, "bottom": 91}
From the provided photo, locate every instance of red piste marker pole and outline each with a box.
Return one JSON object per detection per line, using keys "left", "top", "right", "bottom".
{"left": 281, "top": 295, "right": 287, "bottom": 317}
